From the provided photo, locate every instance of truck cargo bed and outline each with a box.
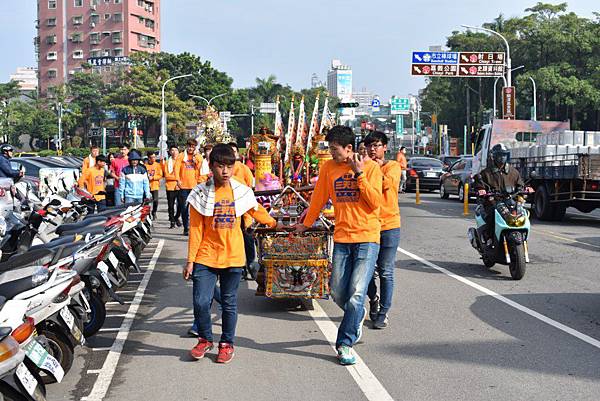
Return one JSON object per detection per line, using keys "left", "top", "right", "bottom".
{"left": 512, "top": 154, "right": 600, "bottom": 181}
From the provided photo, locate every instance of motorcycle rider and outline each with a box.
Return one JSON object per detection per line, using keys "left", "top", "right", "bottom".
{"left": 474, "top": 143, "right": 530, "bottom": 241}
{"left": 0, "top": 144, "right": 23, "bottom": 180}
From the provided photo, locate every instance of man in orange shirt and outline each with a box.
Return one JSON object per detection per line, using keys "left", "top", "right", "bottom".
{"left": 396, "top": 146, "right": 408, "bottom": 193}
{"left": 145, "top": 151, "right": 163, "bottom": 220}
{"left": 364, "top": 131, "right": 401, "bottom": 329}
{"left": 183, "top": 144, "right": 278, "bottom": 364}
{"left": 82, "top": 144, "right": 100, "bottom": 174}
{"left": 228, "top": 142, "right": 254, "bottom": 187}
{"left": 162, "top": 145, "right": 182, "bottom": 229}
{"left": 295, "top": 125, "right": 382, "bottom": 365}
{"left": 175, "top": 138, "right": 203, "bottom": 235}
{"left": 78, "top": 154, "right": 108, "bottom": 213}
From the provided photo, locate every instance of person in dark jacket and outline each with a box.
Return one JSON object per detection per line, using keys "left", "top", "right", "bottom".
{"left": 0, "top": 145, "right": 23, "bottom": 180}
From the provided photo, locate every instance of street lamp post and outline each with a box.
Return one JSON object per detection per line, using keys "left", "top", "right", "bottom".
{"left": 160, "top": 73, "right": 194, "bottom": 158}
{"left": 189, "top": 93, "right": 227, "bottom": 107}
{"left": 461, "top": 24, "right": 512, "bottom": 88}
{"left": 57, "top": 102, "right": 63, "bottom": 154}
{"left": 529, "top": 76, "right": 537, "bottom": 121}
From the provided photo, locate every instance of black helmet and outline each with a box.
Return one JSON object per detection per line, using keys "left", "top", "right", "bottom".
{"left": 128, "top": 150, "right": 142, "bottom": 162}
{"left": 0, "top": 144, "right": 14, "bottom": 155}
{"left": 491, "top": 143, "right": 510, "bottom": 166}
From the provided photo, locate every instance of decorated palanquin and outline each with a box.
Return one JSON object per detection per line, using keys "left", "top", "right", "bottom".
{"left": 249, "top": 128, "right": 282, "bottom": 192}
{"left": 252, "top": 186, "right": 333, "bottom": 300}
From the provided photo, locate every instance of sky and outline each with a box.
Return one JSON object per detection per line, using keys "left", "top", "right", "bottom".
{"left": 0, "top": 0, "right": 598, "bottom": 100}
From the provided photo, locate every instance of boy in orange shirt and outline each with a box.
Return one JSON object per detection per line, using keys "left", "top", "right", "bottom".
{"left": 162, "top": 145, "right": 182, "bottom": 229}
{"left": 82, "top": 145, "right": 100, "bottom": 174}
{"left": 145, "top": 151, "right": 163, "bottom": 220}
{"left": 78, "top": 154, "right": 109, "bottom": 213}
{"left": 183, "top": 144, "right": 278, "bottom": 364}
{"left": 175, "top": 138, "right": 203, "bottom": 235}
{"left": 295, "top": 126, "right": 382, "bottom": 365}
{"left": 364, "top": 131, "right": 401, "bottom": 330}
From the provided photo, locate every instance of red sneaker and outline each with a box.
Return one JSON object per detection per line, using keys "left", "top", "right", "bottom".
{"left": 216, "top": 343, "right": 235, "bottom": 364}
{"left": 190, "top": 338, "right": 213, "bottom": 360}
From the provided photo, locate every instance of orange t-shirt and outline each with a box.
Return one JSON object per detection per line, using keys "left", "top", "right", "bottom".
{"left": 233, "top": 161, "right": 254, "bottom": 187}
{"left": 161, "top": 159, "right": 178, "bottom": 191}
{"left": 82, "top": 155, "right": 95, "bottom": 174}
{"left": 187, "top": 184, "right": 276, "bottom": 268}
{"left": 303, "top": 159, "right": 382, "bottom": 243}
{"left": 396, "top": 152, "right": 407, "bottom": 170}
{"left": 175, "top": 153, "right": 203, "bottom": 190}
{"left": 380, "top": 161, "right": 401, "bottom": 230}
{"left": 145, "top": 162, "right": 163, "bottom": 191}
{"left": 78, "top": 165, "right": 106, "bottom": 201}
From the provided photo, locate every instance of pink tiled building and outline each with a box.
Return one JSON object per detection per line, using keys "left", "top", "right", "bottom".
{"left": 36, "top": 0, "right": 160, "bottom": 96}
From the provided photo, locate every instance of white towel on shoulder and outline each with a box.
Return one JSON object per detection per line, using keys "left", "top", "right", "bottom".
{"left": 186, "top": 177, "right": 258, "bottom": 217}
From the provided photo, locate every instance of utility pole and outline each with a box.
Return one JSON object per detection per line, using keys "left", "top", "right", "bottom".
{"left": 57, "top": 102, "right": 63, "bottom": 155}
{"left": 529, "top": 76, "right": 537, "bottom": 121}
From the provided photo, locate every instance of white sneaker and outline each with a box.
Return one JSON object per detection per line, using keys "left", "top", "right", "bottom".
{"left": 356, "top": 306, "right": 367, "bottom": 343}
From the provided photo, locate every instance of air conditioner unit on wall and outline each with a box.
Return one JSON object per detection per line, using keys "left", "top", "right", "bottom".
{"left": 90, "top": 22, "right": 96, "bottom": 28}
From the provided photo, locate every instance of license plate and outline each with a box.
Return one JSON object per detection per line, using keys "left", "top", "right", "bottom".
{"left": 425, "top": 172, "right": 436, "bottom": 178}
{"left": 127, "top": 250, "right": 137, "bottom": 264}
{"left": 60, "top": 307, "right": 83, "bottom": 344}
{"left": 97, "top": 261, "right": 113, "bottom": 288}
{"left": 16, "top": 362, "right": 38, "bottom": 396}
{"left": 23, "top": 339, "right": 65, "bottom": 383}
{"left": 108, "top": 252, "right": 119, "bottom": 269}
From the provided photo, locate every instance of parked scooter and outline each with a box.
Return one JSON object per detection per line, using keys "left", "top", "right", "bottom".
{"left": 468, "top": 188, "right": 532, "bottom": 280}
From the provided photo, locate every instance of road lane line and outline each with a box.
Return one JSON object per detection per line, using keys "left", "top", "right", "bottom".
{"left": 398, "top": 247, "right": 600, "bottom": 350}
{"left": 85, "top": 239, "right": 165, "bottom": 401}
{"left": 310, "top": 301, "right": 394, "bottom": 401}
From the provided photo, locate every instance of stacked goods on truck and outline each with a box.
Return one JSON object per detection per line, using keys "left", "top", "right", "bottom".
{"left": 473, "top": 120, "right": 600, "bottom": 221}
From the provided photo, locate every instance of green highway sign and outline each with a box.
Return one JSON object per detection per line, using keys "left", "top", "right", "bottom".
{"left": 391, "top": 97, "right": 410, "bottom": 115}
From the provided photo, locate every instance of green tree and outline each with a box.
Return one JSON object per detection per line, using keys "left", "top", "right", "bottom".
{"left": 66, "top": 71, "right": 106, "bottom": 145}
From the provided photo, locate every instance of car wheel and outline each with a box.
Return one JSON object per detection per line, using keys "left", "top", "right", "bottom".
{"left": 440, "top": 182, "right": 449, "bottom": 199}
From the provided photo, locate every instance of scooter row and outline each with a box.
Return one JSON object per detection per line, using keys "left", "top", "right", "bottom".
{"left": 0, "top": 178, "right": 154, "bottom": 400}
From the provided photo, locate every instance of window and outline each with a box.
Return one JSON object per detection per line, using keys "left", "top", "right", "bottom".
{"left": 71, "top": 33, "right": 83, "bottom": 43}
{"left": 102, "top": 49, "right": 111, "bottom": 57}
{"left": 48, "top": 69, "right": 57, "bottom": 78}
{"left": 73, "top": 50, "right": 84, "bottom": 59}
{"left": 104, "top": 14, "right": 111, "bottom": 20}
{"left": 47, "top": 18, "right": 57, "bottom": 26}
{"left": 47, "top": 52, "right": 58, "bottom": 60}
{"left": 90, "top": 32, "right": 100, "bottom": 44}
{"left": 115, "top": 0, "right": 122, "bottom": 3}
{"left": 74, "top": 0, "right": 83, "bottom": 7}
{"left": 48, "top": 0, "right": 57, "bottom": 9}
{"left": 113, "top": 13, "right": 123, "bottom": 22}
{"left": 113, "top": 48, "right": 123, "bottom": 57}
{"left": 104, "top": 0, "right": 110, "bottom": 3}
{"left": 91, "top": 0, "right": 98, "bottom": 5}
{"left": 46, "top": 34, "right": 57, "bottom": 45}
{"left": 112, "top": 31, "right": 122, "bottom": 44}
{"left": 73, "top": 15, "right": 83, "bottom": 25}
{"left": 90, "top": 14, "right": 100, "bottom": 24}
{"left": 90, "top": 49, "right": 101, "bottom": 57}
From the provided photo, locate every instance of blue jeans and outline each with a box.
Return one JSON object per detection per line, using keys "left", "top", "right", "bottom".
{"left": 367, "top": 228, "right": 401, "bottom": 316}
{"left": 114, "top": 192, "right": 122, "bottom": 206}
{"left": 331, "top": 242, "right": 380, "bottom": 348}
{"left": 124, "top": 197, "right": 142, "bottom": 204}
{"left": 190, "top": 285, "right": 221, "bottom": 333}
{"left": 179, "top": 189, "right": 191, "bottom": 230}
{"left": 192, "top": 264, "right": 242, "bottom": 344}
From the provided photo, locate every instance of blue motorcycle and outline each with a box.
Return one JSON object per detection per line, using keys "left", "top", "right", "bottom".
{"left": 468, "top": 189, "right": 531, "bottom": 280}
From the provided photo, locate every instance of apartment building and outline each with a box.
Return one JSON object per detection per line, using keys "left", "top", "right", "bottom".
{"left": 37, "top": 0, "right": 160, "bottom": 95}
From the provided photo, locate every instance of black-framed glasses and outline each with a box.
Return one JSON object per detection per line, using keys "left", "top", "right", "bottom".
{"left": 366, "top": 143, "right": 383, "bottom": 149}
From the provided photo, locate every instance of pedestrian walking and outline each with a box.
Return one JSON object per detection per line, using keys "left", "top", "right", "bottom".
{"left": 111, "top": 143, "right": 130, "bottom": 205}
{"left": 162, "top": 145, "right": 182, "bottom": 229}
{"left": 105, "top": 153, "right": 117, "bottom": 206}
{"left": 82, "top": 144, "right": 100, "bottom": 174}
{"left": 364, "top": 131, "right": 401, "bottom": 329}
{"left": 295, "top": 125, "right": 382, "bottom": 365}
{"left": 78, "top": 154, "right": 109, "bottom": 213}
{"left": 175, "top": 138, "right": 203, "bottom": 236}
{"left": 396, "top": 146, "right": 408, "bottom": 193}
{"left": 117, "top": 150, "right": 151, "bottom": 204}
{"left": 183, "top": 144, "right": 277, "bottom": 363}
{"left": 145, "top": 151, "right": 163, "bottom": 219}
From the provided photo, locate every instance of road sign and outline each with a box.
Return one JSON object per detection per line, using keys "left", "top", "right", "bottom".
{"left": 502, "top": 86, "right": 516, "bottom": 119}
{"left": 391, "top": 98, "right": 410, "bottom": 115}
{"left": 411, "top": 51, "right": 506, "bottom": 78}
{"left": 396, "top": 116, "right": 404, "bottom": 138}
{"left": 259, "top": 103, "right": 277, "bottom": 114}
{"left": 416, "top": 120, "right": 421, "bottom": 133}
{"left": 412, "top": 52, "right": 458, "bottom": 65}
{"left": 127, "top": 120, "right": 138, "bottom": 129}
{"left": 219, "top": 111, "right": 231, "bottom": 122}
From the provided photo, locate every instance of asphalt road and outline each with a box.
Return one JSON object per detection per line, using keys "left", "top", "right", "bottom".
{"left": 48, "top": 192, "right": 600, "bottom": 401}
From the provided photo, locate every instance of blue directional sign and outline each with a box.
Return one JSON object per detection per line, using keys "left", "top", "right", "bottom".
{"left": 371, "top": 99, "right": 381, "bottom": 108}
{"left": 412, "top": 51, "right": 459, "bottom": 65}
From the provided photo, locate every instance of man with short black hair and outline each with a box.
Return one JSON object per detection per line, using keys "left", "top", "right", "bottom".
{"left": 111, "top": 143, "right": 130, "bottom": 206}
{"left": 79, "top": 154, "right": 109, "bottom": 213}
{"left": 82, "top": 144, "right": 100, "bottom": 174}
{"left": 145, "top": 151, "right": 163, "bottom": 220}
{"left": 295, "top": 125, "right": 382, "bottom": 365}
{"left": 175, "top": 138, "right": 203, "bottom": 235}
{"left": 163, "top": 144, "right": 182, "bottom": 228}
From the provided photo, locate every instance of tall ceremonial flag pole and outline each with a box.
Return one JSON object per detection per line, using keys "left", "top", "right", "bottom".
{"left": 305, "top": 93, "right": 320, "bottom": 156}
{"left": 295, "top": 96, "right": 307, "bottom": 149}
{"left": 319, "top": 94, "right": 334, "bottom": 135}
{"left": 283, "top": 96, "right": 296, "bottom": 183}
{"left": 274, "top": 96, "right": 285, "bottom": 181}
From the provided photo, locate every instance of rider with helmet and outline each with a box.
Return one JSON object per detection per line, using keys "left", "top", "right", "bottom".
{"left": 0, "top": 144, "right": 23, "bottom": 180}
{"left": 474, "top": 143, "right": 529, "bottom": 239}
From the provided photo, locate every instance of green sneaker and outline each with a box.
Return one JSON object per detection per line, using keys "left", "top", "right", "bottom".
{"left": 337, "top": 345, "right": 356, "bottom": 365}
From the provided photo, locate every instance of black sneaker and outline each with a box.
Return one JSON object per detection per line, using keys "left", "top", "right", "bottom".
{"left": 373, "top": 314, "right": 389, "bottom": 329}
{"left": 169, "top": 222, "right": 175, "bottom": 229}
{"left": 183, "top": 229, "right": 189, "bottom": 236}
{"left": 176, "top": 219, "right": 182, "bottom": 227}
{"left": 369, "top": 295, "right": 380, "bottom": 322}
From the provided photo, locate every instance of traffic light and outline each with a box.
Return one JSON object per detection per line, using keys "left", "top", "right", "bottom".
{"left": 337, "top": 102, "right": 359, "bottom": 108}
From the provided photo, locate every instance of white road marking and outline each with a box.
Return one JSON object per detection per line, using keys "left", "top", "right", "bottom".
{"left": 310, "top": 301, "right": 394, "bottom": 401}
{"left": 106, "top": 301, "right": 132, "bottom": 306}
{"left": 114, "top": 290, "right": 137, "bottom": 294}
{"left": 105, "top": 314, "right": 128, "bottom": 318}
{"left": 87, "top": 369, "right": 102, "bottom": 374}
{"left": 90, "top": 347, "right": 112, "bottom": 352}
{"left": 125, "top": 280, "right": 142, "bottom": 284}
{"left": 398, "top": 247, "right": 600, "bottom": 350}
{"left": 85, "top": 239, "right": 165, "bottom": 401}
{"left": 97, "top": 328, "right": 120, "bottom": 333}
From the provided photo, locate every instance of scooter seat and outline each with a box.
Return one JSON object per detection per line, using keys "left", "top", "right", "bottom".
{"left": 85, "top": 205, "right": 135, "bottom": 219}
{"left": 0, "top": 249, "right": 55, "bottom": 272}
{"left": 56, "top": 219, "right": 107, "bottom": 236}
{"left": 29, "top": 235, "right": 80, "bottom": 252}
